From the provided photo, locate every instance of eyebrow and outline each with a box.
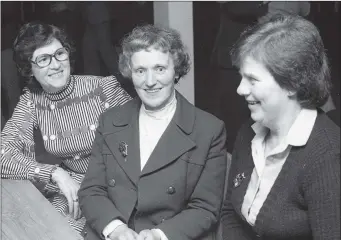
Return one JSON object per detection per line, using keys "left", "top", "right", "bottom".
{"left": 132, "top": 63, "right": 168, "bottom": 70}
{"left": 240, "top": 72, "right": 258, "bottom": 80}
{"left": 154, "top": 64, "right": 168, "bottom": 68}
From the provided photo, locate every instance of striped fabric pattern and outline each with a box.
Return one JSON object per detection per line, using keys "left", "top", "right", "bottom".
{"left": 1, "top": 75, "right": 132, "bottom": 235}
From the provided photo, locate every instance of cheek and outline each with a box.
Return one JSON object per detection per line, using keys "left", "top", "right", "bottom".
{"left": 32, "top": 68, "right": 47, "bottom": 80}
{"left": 160, "top": 74, "right": 175, "bottom": 87}
{"left": 62, "top": 61, "right": 71, "bottom": 71}
{"left": 132, "top": 75, "right": 145, "bottom": 87}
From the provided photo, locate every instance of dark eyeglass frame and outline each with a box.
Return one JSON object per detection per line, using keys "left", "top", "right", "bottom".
{"left": 30, "top": 47, "right": 70, "bottom": 68}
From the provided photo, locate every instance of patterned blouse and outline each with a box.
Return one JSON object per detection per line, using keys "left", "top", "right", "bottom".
{"left": 1, "top": 75, "right": 131, "bottom": 184}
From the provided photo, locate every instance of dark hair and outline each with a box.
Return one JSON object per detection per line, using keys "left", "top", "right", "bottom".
{"left": 13, "top": 21, "right": 75, "bottom": 87}
{"left": 119, "top": 24, "right": 191, "bottom": 84}
{"left": 231, "top": 14, "right": 331, "bottom": 108}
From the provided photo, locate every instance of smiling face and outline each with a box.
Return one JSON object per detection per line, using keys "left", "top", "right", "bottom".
{"left": 130, "top": 48, "right": 176, "bottom": 111}
{"left": 237, "top": 56, "right": 292, "bottom": 127}
{"left": 31, "top": 38, "right": 71, "bottom": 93}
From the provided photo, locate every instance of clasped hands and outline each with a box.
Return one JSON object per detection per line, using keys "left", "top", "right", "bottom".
{"left": 108, "top": 225, "right": 161, "bottom": 240}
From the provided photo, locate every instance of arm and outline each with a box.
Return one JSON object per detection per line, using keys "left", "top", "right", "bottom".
{"left": 1, "top": 91, "right": 56, "bottom": 182}
{"left": 156, "top": 122, "right": 227, "bottom": 240}
{"left": 78, "top": 114, "right": 126, "bottom": 238}
{"left": 221, "top": 125, "right": 253, "bottom": 240}
{"left": 304, "top": 150, "right": 340, "bottom": 239}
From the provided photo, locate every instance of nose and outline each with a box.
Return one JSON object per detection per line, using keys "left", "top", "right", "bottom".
{"left": 236, "top": 77, "right": 251, "bottom": 97}
{"left": 49, "top": 56, "right": 61, "bottom": 69}
{"left": 145, "top": 70, "right": 157, "bottom": 87}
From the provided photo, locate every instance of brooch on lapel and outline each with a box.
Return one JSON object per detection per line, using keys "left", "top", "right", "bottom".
{"left": 233, "top": 172, "right": 245, "bottom": 188}
{"left": 119, "top": 141, "right": 128, "bottom": 159}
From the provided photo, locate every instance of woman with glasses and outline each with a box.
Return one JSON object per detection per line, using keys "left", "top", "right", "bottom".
{"left": 1, "top": 22, "right": 131, "bottom": 235}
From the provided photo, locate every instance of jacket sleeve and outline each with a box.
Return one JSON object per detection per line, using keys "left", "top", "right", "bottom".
{"left": 1, "top": 91, "right": 56, "bottom": 182}
{"left": 156, "top": 121, "right": 227, "bottom": 240}
{"left": 303, "top": 149, "right": 340, "bottom": 240}
{"left": 220, "top": 124, "right": 253, "bottom": 240}
{"left": 78, "top": 114, "right": 125, "bottom": 238}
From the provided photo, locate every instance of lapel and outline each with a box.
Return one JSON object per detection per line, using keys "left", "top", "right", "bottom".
{"left": 141, "top": 92, "right": 196, "bottom": 176}
{"left": 103, "top": 98, "right": 141, "bottom": 187}
{"left": 233, "top": 139, "right": 255, "bottom": 220}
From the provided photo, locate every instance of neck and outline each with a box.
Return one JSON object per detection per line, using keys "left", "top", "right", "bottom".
{"left": 142, "top": 90, "right": 176, "bottom": 119}
{"left": 267, "top": 102, "right": 302, "bottom": 140}
{"left": 42, "top": 76, "right": 71, "bottom": 94}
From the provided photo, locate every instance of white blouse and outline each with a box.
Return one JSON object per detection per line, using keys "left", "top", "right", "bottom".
{"left": 241, "top": 108, "right": 317, "bottom": 225}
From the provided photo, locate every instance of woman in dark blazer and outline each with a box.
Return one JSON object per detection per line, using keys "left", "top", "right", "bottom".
{"left": 221, "top": 14, "right": 340, "bottom": 240}
{"left": 78, "top": 24, "right": 227, "bottom": 240}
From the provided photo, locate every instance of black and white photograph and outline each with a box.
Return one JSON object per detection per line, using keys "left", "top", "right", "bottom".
{"left": 1, "top": 1, "right": 340, "bottom": 240}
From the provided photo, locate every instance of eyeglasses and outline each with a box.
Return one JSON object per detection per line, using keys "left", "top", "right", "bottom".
{"left": 31, "top": 47, "right": 69, "bottom": 68}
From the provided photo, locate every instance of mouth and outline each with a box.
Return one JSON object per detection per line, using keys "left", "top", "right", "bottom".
{"left": 246, "top": 100, "right": 260, "bottom": 105}
{"left": 144, "top": 88, "right": 162, "bottom": 93}
{"left": 48, "top": 70, "right": 63, "bottom": 78}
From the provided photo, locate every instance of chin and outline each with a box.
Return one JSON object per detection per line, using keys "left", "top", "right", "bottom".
{"left": 250, "top": 113, "right": 262, "bottom": 123}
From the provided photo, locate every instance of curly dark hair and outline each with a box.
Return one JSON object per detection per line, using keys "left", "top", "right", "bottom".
{"left": 119, "top": 24, "right": 191, "bottom": 84}
{"left": 231, "top": 13, "right": 331, "bottom": 109}
{"left": 13, "top": 21, "right": 75, "bottom": 87}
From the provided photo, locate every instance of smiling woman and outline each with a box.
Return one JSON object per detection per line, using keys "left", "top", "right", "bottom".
{"left": 130, "top": 49, "right": 176, "bottom": 111}
{"left": 221, "top": 13, "right": 340, "bottom": 240}
{"left": 78, "top": 24, "right": 227, "bottom": 240}
{"left": 30, "top": 39, "right": 71, "bottom": 93}
{"left": 1, "top": 22, "right": 132, "bottom": 237}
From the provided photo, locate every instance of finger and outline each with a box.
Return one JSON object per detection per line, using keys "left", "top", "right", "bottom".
{"left": 77, "top": 207, "right": 83, "bottom": 219}
{"left": 125, "top": 231, "right": 137, "bottom": 240}
{"left": 64, "top": 191, "right": 74, "bottom": 216}
{"left": 137, "top": 231, "right": 147, "bottom": 240}
{"left": 132, "top": 230, "right": 139, "bottom": 239}
{"left": 70, "top": 187, "right": 79, "bottom": 219}
{"left": 143, "top": 232, "right": 153, "bottom": 240}
{"left": 73, "top": 201, "right": 79, "bottom": 219}
{"left": 118, "top": 235, "right": 128, "bottom": 240}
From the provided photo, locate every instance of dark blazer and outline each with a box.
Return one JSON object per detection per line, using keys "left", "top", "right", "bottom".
{"left": 79, "top": 92, "right": 227, "bottom": 240}
{"left": 221, "top": 110, "right": 340, "bottom": 240}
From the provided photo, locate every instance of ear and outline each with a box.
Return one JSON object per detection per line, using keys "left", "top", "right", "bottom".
{"left": 174, "top": 75, "right": 180, "bottom": 84}
{"left": 287, "top": 90, "right": 296, "bottom": 97}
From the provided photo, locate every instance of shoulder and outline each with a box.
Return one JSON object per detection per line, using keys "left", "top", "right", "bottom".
{"left": 98, "top": 98, "right": 136, "bottom": 125}
{"left": 310, "top": 111, "right": 340, "bottom": 154}
{"left": 193, "top": 106, "right": 225, "bottom": 133}
{"left": 73, "top": 75, "right": 119, "bottom": 85}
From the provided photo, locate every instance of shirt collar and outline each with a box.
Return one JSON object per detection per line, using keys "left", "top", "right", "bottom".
{"left": 251, "top": 108, "right": 317, "bottom": 147}
{"left": 286, "top": 108, "right": 317, "bottom": 146}
{"left": 250, "top": 108, "right": 317, "bottom": 176}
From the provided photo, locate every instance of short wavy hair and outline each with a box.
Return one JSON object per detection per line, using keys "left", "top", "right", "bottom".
{"left": 119, "top": 24, "right": 191, "bottom": 84}
{"left": 231, "top": 13, "right": 331, "bottom": 108}
{"left": 13, "top": 21, "right": 75, "bottom": 87}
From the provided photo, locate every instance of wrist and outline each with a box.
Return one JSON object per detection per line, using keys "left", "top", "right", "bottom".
{"left": 50, "top": 165, "right": 60, "bottom": 184}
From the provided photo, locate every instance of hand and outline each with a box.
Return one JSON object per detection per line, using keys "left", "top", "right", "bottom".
{"left": 137, "top": 229, "right": 161, "bottom": 240}
{"left": 51, "top": 167, "right": 81, "bottom": 219}
{"left": 50, "top": 2, "right": 68, "bottom": 12}
{"left": 108, "top": 225, "right": 138, "bottom": 240}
